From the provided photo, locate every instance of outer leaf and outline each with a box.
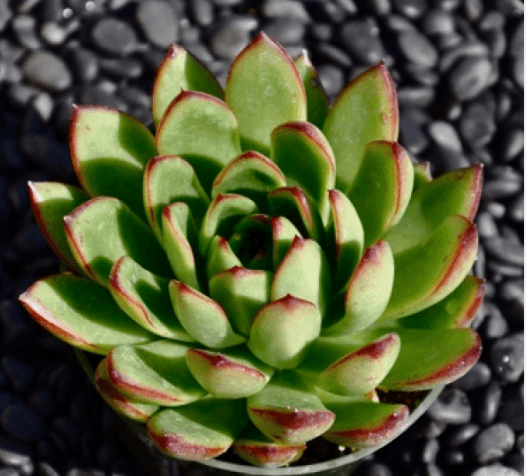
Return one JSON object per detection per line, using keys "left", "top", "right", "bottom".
{"left": 270, "top": 216, "right": 302, "bottom": 270}
{"left": 152, "top": 44, "right": 223, "bottom": 126}
{"left": 233, "top": 423, "right": 305, "bottom": 467}
{"left": 324, "top": 241, "right": 394, "bottom": 335}
{"left": 225, "top": 32, "right": 307, "bottom": 154}
{"left": 205, "top": 236, "right": 242, "bottom": 281}
{"left": 412, "top": 162, "right": 432, "bottom": 193}
{"left": 294, "top": 51, "right": 329, "bottom": 129}
{"left": 247, "top": 371, "right": 335, "bottom": 444}
{"left": 271, "top": 236, "right": 331, "bottom": 316}
{"left": 347, "top": 141, "right": 414, "bottom": 246}
{"left": 168, "top": 280, "right": 245, "bottom": 349}
{"left": 69, "top": 106, "right": 157, "bottom": 219}
{"left": 147, "top": 398, "right": 249, "bottom": 461}
{"left": 28, "top": 181, "right": 89, "bottom": 272}
{"left": 108, "top": 256, "right": 193, "bottom": 341}
{"left": 107, "top": 340, "right": 205, "bottom": 406}
{"left": 64, "top": 197, "right": 172, "bottom": 286}
{"left": 143, "top": 155, "right": 209, "bottom": 240}
{"left": 209, "top": 266, "right": 271, "bottom": 336}
{"left": 398, "top": 275, "right": 485, "bottom": 329}
{"left": 384, "top": 215, "right": 478, "bottom": 319}
{"left": 185, "top": 346, "right": 274, "bottom": 398}
{"left": 95, "top": 359, "right": 159, "bottom": 422}
{"left": 248, "top": 295, "right": 321, "bottom": 369}
{"left": 323, "top": 62, "right": 399, "bottom": 193}
{"left": 379, "top": 327, "right": 482, "bottom": 391}
{"left": 19, "top": 275, "right": 154, "bottom": 355}
{"left": 386, "top": 164, "right": 483, "bottom": 254}
{"left": 156, "top": 91, "right": 242, "bottom": 191}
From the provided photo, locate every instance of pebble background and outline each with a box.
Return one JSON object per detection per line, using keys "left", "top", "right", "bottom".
{"left": 0, "top": 0, "right": 523, "bottom": 475}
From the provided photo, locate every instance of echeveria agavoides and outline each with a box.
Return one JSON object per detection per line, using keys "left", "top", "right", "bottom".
{"left": 20, "top": 32, "right": 484, "bottom": 468}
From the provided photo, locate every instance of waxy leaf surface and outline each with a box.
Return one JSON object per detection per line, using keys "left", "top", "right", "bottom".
{"left": 206, "top": 236, "right": 242, "bottom": 280}
{"left": 412, "top": 162, "right": 432, "bottom": 193}
{"left": 271, "top": 216, "right": 302, "bottom": 270}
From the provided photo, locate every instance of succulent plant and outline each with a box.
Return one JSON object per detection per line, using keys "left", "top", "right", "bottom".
{"left": 20, "top": 33, "right": 484, "bottom": 468}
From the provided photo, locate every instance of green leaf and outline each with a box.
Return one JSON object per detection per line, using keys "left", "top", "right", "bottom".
{"left": 147, "top": 398, "right": 249, "bottom": 461}
{"left": 69, "top": 106, "right": 157, "bottom": 219}
{"left": 152, "top": 44, "right": 223, "bottom": 126}
{"left": 379, "top": 327, "right": 482, "bottom": 391}
{"left": 107, "top": 340, "right": 205, "bottom": 406}
{"left": 294, "top": 51, "right": 329, "bottom": 129}
{"left": 323, "top": 62, "right": 399, "bottom": 193}
{"left": 108, "top": 256, "right": 193, "bottom": 341}
{"left": 27, "top": 181, "right": 89, "bottom": 272}
{"left": 64, "top": 197, "right": 172, "bottom": 286}
{"left": 209, "top": 266, "right": 271, "bottom": 336}
{"left": 162, "top": 202, "right": 202, "bottom": 291}
{"left": 386, "top": 164, "right": 483, "bottom": 254}
{"left": 323, "top": 241, "right": 394, "bottom": 335}
{"left": 156, "top": 91, "right": 242, "bottom": 191}
{"left": 347, "top": 141, "right": 414, "bottom": 247}
{"left": 233, "top": 423, "right": 306, "bottom": 468}
{"left": 168, "top": 280, "right": 245, "bottom": 349}
{"left": 327, "top": 189, "right": 364, "bottom": 292}
{"left": 143, "top": 155, "right": 209, "bottom": 240}
{"left": 270, "top": 121, "right": 336, "bottom": 221}
{"left": 412, "top": 162, "right": 432, "bottom": 193}
{"left": 205, "top": 236, "right": 242, "bottom": 281}
{"left": 247, "top": 371, "right": 334, "bottom": 444}
{"left": 225, "top": 32, "right": 307, "bottom": 154}
{"left": 398, "top": 275, "right": 485, "bottom": 329}
{"left": 185, "top": 346, "right": 274, "bottom": 398}
{"left": 248, "top": 295, "right": 321, "bottom": 369}
{"left": 211, "top": 150, "right": 286, "bottom": 209}
{"left": 270, "top": 216, "right": 302, "bottom": 270}
{"left": 95, "top": 359, "right": 159, "bottom": 422}
{"left": 19, "top": 274, "right": 154, "bottom": 355}
{"left": 199, "top": 193, "right": 258, "bottom": 256}
{"left": 271, "top": 236, "right": 331, "bottom": 317}
{"left": 383, "top": 215, "right": 478, "bottom": 319}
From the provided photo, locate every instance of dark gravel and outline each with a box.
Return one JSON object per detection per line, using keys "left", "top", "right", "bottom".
{"left": 0, "top": 1, "right": 523, "bottom": 476}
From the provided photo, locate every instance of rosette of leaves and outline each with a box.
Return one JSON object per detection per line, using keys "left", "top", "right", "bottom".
{"left": 20, "top": 33, "right": 484, "bottom": 468}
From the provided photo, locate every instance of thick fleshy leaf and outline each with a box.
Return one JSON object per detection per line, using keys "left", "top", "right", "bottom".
{"left": 107, "top": 340, "right": 205, "bottom": 406}
{"left": 199, "top": 193, "right": 258, "bottom": 257}
{"left": 185, "top": 346, "right": 274, "bottom": 398}
{"left": 271, "top": 236, "right": 331, "bottom": 316}
{"left": 95, "top": 359, "right": 159, "bottom": 422}
{"left": 233, "top": 423, "right": 306, "bottom": 468}
{"left": 152, "top": 44, "right": 223, "bottom": 126}
{"left": 69, "top": 106, "right": 157, "bottom": 218}
{"left": 19, "top": 275, "right": 154, "bottom": 355}
{"left": 324, "top": 241, "right": 394, "bottom": 335}
{"left": 384, "top": 215, "right": 478, "bottom": 319}
{"left": 156, "top": 91, "right": 242, "bottom": 191}
{"left": 301, "top": 333, "right": 400, "bottom": 395}
{"left": 248, "top": 295, "right": 321, "bottom": 369}
{"left": 211, "top": 151, "right": 286, "bottom": 209}
{"left": 271, "top": 121, "right": 336, "bottom": 221}
{"left": 27, "top": 181, "right": 89, "bottom": 272}
{"left": 412, "top": 162, "right": 432, "bottom": 193}
{"left": 294, "top": 51, "right": 329, "bottom": 129}
{"left": 327, "top": 189, "right": 364, "bottom": 292}
{"left": 386, "top": 164, "right": 483, "bottom": 254}
{"left": 268, "top": 187, "right": 324, "bottom": 243}
{"left": 322, "top": 62, "right": 399, "bottom": 193}
{"left": 206, "top": 236, "right": 242, "bottom": 280}
{"left": 270, "top": 216, "right": 302, "bottom": 270}
{"left": 347, "top": 141, "right": 414, "bottom": 246}
{"left": 108, "top": 256, "right": 193, "bottom": 341}
{"left": 398, "top": 275, "right": 485, "bottom": 329}
{"left": 162, "top": 202, "right": 202, "bottom": 291}
{"left": 168, "top": 280, "right": 245, "bottom": 348}
{"left": 322, "top": 395, "right": 408, "bottom": 449}
{"left": 143, "top": 155, "right": 209, "bottom": 239}
{"left": 64, "top": 197, "right": 172, "bottom": 286}
{"left": 209, "top": 266, "right": 271, "bottom": 335}
{"left": 379, "top": 327, "right": 482, "bottom": 391}
{"left": 247, "top": 371, "right": 335, "bottom": 444}
{"left": 147, "top": 398, "right": 249, "bottom": 461}
{"left": 225, "top": 32, "right": 307, "bottom": 154}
